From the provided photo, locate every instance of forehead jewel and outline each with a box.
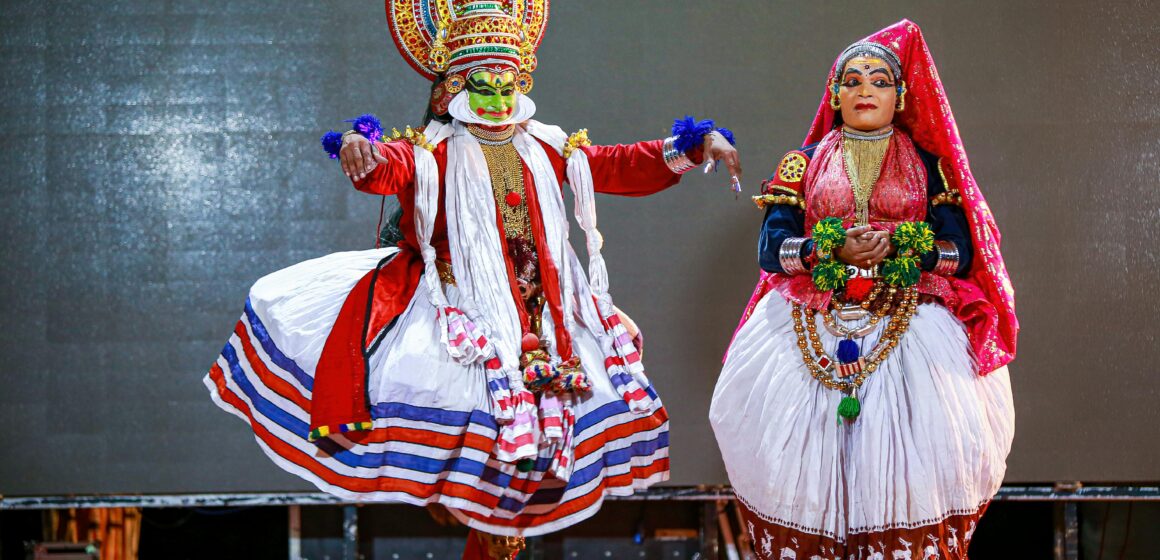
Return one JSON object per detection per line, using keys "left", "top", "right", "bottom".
{"left": 838, "top": 41, "right": 902, "bottom": 79}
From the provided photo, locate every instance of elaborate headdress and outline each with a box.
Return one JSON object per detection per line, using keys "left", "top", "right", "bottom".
{"left": 387, "top": 0, "right": 548, "bottom": 93}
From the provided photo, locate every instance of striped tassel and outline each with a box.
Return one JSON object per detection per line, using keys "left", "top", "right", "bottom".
{"left": 603, "top": 313, "right": 653, "bottom": 413}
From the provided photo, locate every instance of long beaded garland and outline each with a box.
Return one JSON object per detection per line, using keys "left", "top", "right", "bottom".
{"left": 792, "top": 284, "right": 919, "bottom": 421}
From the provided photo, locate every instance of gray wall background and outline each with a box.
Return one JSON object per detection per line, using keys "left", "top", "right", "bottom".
{"left": 1, "top": 0, "right": 1158, "bottom": 495}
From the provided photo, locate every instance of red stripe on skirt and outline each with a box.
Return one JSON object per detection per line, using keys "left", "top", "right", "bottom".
{"left": 233, "top": 323, "right": 311, "bottom": 411}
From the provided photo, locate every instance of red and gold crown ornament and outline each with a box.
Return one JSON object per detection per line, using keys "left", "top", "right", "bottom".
{"left": 387, "top": 0, "right": 548, "bottom": 94}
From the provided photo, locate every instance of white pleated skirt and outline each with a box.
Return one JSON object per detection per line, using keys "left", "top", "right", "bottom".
{"left": 206, "top": 248, "right": 669, "bottom": 537}
{"left": 710, "top": 291, "right": 1013, "bottom": 557}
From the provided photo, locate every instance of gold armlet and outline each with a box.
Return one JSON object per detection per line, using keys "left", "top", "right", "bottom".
{"left": 752, "top": 194, "right": 805, "bottom": 210}
{"left": 388, "top": 125, "right": 435, "bottom": 151}
{"left": 562, "top": 128, "right": 591, "bottom": 158}
{"left": 930, "top": 190, "right": 963, "bottom": 207}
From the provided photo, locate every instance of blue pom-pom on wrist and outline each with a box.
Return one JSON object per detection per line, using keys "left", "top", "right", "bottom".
{"left": 671, "top": 115, "right": 715, "bottom": 153}
{"left": 321, "top": 113, "right": 384, "bottom": 159}
{"left": 321, "top": 130, "right": 343, "bottom": 159}
{"left": 345, "top": 114, "right": 383, "bottom": 143}
{"left": 671, "top": 115, "right": 736, "bottom": 153}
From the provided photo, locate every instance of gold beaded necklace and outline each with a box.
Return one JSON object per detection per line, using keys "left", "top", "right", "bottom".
{"left": 841, "top": 125, "right": 892, "bottom": 226}
{"left": 477, "top": 140, "right": 530, "bottom": 239}
{"left": 468, "top": 124, "right": 516, "bottom": 144}
{"left": 791, "top": 283, "right": 919, "bottom": 420}
{"left": 793, "top": 286, "right": 916, "bottom": 392}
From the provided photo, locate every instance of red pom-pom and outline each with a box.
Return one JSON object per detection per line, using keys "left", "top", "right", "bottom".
{"left": 521, "top": 332, "right": 541, "bottom": 352}
{"left": 505, "top": 191, "right": 522, "bottom": 207}
{"left": 845, "top": 277, "right": 873, "bottom": 301}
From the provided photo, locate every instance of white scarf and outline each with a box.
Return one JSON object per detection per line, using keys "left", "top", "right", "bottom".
{"left": 412, "top": 119, "right": 655, "bottom": 471}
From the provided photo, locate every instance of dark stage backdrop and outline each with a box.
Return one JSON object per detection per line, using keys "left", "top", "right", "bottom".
{"left": 1, "top": 0, "right": 1158, "bottom": 495}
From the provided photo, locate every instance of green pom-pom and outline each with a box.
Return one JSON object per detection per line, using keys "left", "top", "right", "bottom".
{"left": 811, "top": 217, "right": 847, "bottom": 256}
{"left": 892, "top": 221, "right": 935, "bottom": 256}
{"left": 516, "top": 458, "right": 535, "bottom": 472}
{"left": 837, "top": 395, "right": 861, "bottom": 420}
{"left": 812, "top": 259, "right": 850, "bottom": 292}
{"left": 882, "top": 255, "right": 921, "bottom": 287}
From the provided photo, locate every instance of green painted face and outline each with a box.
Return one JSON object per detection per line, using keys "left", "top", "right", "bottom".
{"left": 466, "top": 70, "right": 518, "bottom": 123}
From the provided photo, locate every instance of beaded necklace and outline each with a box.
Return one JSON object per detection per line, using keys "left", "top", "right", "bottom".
{"left": 477, "top": 140, "right": 530, "bottom": 240}
{"left": 841, "top": 125, "right": 892, "bottom": 226}
{"left": 791, "top": 283, "right": 918, "bottom": 421}
{"left": 468, "top": 124, "right": 516, "bottom": 145}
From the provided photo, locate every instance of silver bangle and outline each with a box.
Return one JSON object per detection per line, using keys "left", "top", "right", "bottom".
{"left": 341, "top": 129, "right": 361, "bottom": 143}
{"left": 779, "top": 237, "right": 809, "bottom": 275}
{"left": 932, "top": 239, "right": 960, "bottom": 276}
{"left": 662, "top": 136, "right": 697, "bottom": 174}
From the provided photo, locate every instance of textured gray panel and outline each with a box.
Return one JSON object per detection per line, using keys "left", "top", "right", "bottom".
{"left": 0, "top": 0, "right": 1157, "bottom": 497}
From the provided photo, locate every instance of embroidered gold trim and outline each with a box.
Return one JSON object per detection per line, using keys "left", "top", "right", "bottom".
{"left": 776, "top": 152, "right": 808, "bottom": 183}
{"left": 936, "top": 156, "right": 951, "bottom": 191}
{"left": 772, "top": 185, "right": 800, "bottom": 197}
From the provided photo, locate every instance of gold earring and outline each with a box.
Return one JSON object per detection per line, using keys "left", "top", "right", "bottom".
{"left": 895, "top": 80, "right": 907, "bottom": 112}
{"left": 444, "top": 73, "right": 465, "bottom": 94}
{"left": 828, "top": 78, "right": 841, "bottom": 111}
{"left": 516, "top": 72, "right": 534, "bottom": 94}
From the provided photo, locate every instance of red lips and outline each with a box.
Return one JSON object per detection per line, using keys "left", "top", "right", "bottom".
{"left": 477, "top": 107, "right": 513, "bottom": 118}
{"left": 854, "top": 103, "right": 877, "bottom": 110}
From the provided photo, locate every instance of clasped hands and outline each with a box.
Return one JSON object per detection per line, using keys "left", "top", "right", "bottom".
{"left": 837, "top": 225, "right": 893, "bottom": 269}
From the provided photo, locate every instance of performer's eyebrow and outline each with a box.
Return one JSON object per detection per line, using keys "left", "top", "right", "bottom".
{"left": 869, "top": 68, "right": 892, "bottom": 78}
{"left": 467, "top": 78, "right": 497, "bottom": 91}
{"left": 843, "top": 68, "right": 863, "bottom": 77}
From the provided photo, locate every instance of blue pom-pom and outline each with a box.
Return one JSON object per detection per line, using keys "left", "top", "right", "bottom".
{"left": 671, "top": 115, "right": 715, "bottom": 154}
{"left": 837, "top": 339, "right": 860, "bottom": 364}
{"left": 716, "top": 127, "right": 736, "bottom": 146}
{"left": 345, "top": 113, "right": 383, "bottom": 143}
{"left": 320, "top": 130, "right": 343, "bottom": 159}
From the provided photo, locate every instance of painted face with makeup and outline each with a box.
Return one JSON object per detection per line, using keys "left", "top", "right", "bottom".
{"left": 838, "top": 56, "right": 898, "bottom": 132}
{"left": 466, "top": 70, "right": 518, "bottom": 124}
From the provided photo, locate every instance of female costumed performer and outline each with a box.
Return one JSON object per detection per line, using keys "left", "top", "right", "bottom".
{"left": 204, "top": 1, "right": 740, "bottom": 557}
{"left": 711, "top": 20, "right": 1016, "bottom": 559}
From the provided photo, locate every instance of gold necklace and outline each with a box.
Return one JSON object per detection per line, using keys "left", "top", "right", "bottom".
{"left": 478, "top": 141, "right": 530, "bottom": 239}
{"left": 841, "top": 125, "right": 892, "bottom": 226}
{"left": 791, "top": 285, "right": 918, "bottom": 393}
{"left": 468, "top": 124, "right": 515, "bottom": 144}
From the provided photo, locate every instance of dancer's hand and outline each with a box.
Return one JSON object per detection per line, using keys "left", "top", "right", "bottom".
{"left": 702, "top": 130, "right": 742, "bottom": 187}
{"left": 340, "top": 134, "right": 389, "bottom": 181}
{"left": 613, "top": 305, "right": 644, "bottom": 357}
{"left": 837, "top": 226, "right": 892, "bottom": 268}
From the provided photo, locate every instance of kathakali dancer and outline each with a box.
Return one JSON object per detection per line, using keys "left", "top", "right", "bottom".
{"left": 204, "top": 0, "right": 740, "bottom": 557}
{"left": 711, "top": 20, "right": 1016, "bottom": 559}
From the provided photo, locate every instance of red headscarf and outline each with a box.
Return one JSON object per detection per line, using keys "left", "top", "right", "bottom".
{"left": 735, "top": 20, "right": 1018, "bottom": 374}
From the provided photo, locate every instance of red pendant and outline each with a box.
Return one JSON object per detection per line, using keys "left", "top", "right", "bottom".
{"left": 505, "top": 191, "right": 522, "bottom": 207}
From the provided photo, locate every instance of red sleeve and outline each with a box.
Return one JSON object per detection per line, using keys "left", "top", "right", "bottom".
{"left": 580, "top": 139, "right": 704, "bottom": 197}
{"left": 352, "top": 140, "right": 416, "bottom": 196}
